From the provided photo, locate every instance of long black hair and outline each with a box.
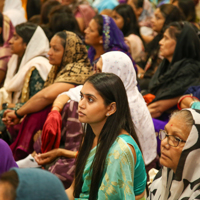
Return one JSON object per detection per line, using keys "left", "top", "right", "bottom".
{"left": 74, "top": 73, "right": 140, "bottom": 199}
{"left": 113, "top": 4, "right": 141, "bottom": 38}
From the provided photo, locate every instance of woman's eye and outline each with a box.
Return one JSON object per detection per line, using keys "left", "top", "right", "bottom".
{"left": 88, "top": 98, "right": 93, "bottom": 102}
{"left": 80, "top": 94, "right": 83, "bottom": 99}
{"left": 175, "top": 137, "right": 181, "bottom": 142}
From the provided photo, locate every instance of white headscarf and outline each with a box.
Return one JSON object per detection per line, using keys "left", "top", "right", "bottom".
{"left": 149, "top": 109, "right": 200, "bottom": 200}
{"left": 101, "top": 51, "right": 157, "bottom": 165}
{"left": 3, "top": 0, "right": 26, "bottom": 26}
{"left": 0, "top": 26, "right": 52, "bottom": 104}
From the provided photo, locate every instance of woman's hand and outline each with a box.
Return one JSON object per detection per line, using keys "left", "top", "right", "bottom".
{"left": 35, "top": 149, "right": 61, "bottom": 165}
{"left": 148, "top": 102, "right": 162, "bottom": 118}
{"left": 2, "top": 110, "right": 20, "bottom": 127}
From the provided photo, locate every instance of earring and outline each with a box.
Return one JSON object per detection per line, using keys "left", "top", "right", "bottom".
{"left": 99, "top": 40, "right": 103, "bottom": 44}
{"left": 106, "top": 113, "right": 109, "bottom": 116}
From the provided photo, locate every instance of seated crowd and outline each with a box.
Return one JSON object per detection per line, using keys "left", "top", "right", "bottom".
{"left": 0, "top": 0, "right": 200, "bottom": 199}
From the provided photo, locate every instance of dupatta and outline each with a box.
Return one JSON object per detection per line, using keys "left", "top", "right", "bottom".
{"left": 77, "top": 135, "right": 136, "bottom": 200}
{"left": 44, "top": 31, "right": 93, "bottom": 87}
{"left": 0, "top": 26, "right": 51, "bottom": 105}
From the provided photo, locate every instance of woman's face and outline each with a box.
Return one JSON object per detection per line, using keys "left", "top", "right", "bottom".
{"left": 9, "top": 31, "right": 26, "bottom": 57}
{"left": 159, "top": 28, "right": 176, "bottom": 62}
{"left": 48, "top": 35, "right": 65, "bottom": 66}
{"left": 112, "top": 10, "right": 124, "bottom": 30}
{"left": 78, "top": 81, "right": 110, "bottom": 126}
{"left": 84, "top": 19, "right": 103, "bottom": 47}
{"left": 160, "top": 116, "right": 191, "bottom": 173}
{"left": 151, "top": 8, "right": 165, "bottom": 33}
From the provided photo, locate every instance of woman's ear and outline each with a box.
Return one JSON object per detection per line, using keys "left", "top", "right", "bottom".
{"left": 106, "top": 102, "right": 117, "bottom": 116}
{"left": 99, "top": 36, "right": 103, "bottom": 44}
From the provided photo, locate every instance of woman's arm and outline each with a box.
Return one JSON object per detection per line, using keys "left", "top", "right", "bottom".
{"left": 35, "top": 148, "right": 77, "bottom": 165}
{"left": 2, "top": 82, "right": 74, "bottom": 125}
{"left": 148, "top": 96, "right": 181, "bottom": 118}
{"left": 66, "top": 180, "right": 75, "bottom": 200}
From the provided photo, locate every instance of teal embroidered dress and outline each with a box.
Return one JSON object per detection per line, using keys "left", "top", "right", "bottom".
{"left": 76, "top": 134, "right": 147, "bottom": 200}
{"left": 0, "top": 68, "right": 44, "bottom": 130}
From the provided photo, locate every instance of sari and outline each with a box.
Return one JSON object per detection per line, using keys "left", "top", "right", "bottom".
{"left": 0, "top": 14, "right": 14, "bottom": 73}
{"left": 77, "top": 134, "right": 146, "bottom": 199}
{"left": 0, "top": 139, "right": 18, "bottom": 175}
{"left": 148, "top": 109, "right": 200, "bottom": 200}
{"left": 10, "top": 31, "right": 93, "bottom": 161}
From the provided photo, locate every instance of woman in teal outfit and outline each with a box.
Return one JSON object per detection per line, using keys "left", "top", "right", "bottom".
{"left": 66, "top": 73, "right": 147, "bottom": 200}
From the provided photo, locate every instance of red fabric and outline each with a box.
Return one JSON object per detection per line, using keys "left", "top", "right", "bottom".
{"left": 41, "top": 110, "right": 62, "bottom": 153}
{"left": 143, "top": 93, "right": 156, "bottom": 105}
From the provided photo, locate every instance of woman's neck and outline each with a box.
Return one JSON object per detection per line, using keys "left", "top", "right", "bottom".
{"left": 93, "top": 45, "right": 105, "bottom": 61}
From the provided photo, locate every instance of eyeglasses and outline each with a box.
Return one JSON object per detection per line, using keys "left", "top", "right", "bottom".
{"left": 159, "top": 130, "right": 186, "bottom": 147}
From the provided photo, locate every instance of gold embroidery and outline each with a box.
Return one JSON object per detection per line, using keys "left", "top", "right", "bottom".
{"left": 20, "top": 67, "right": 35, "bottom": 103}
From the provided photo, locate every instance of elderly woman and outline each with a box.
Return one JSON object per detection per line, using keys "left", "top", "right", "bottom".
{"left": 148, "top": 109, "right": 200, "bottom": 199}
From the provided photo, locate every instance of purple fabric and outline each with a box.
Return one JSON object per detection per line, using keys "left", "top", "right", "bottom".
{"left": 0, "top": 139, "right": 18, "bottom": 175}
{"left": 49, "top": 101, "right": 83, "bottom": 189}
{"left": 9, "top": 106, "right": 52, "bottom": 161}
{"left": 153, "top": 114, "right": 169, "bottom": 155}
{"left": 88, "top": 15, "right": 137, "bottom": 72}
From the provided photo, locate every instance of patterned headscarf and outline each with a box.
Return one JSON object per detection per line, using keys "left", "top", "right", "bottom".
{"left": 44, "top": 31, "right": 93, "bottom": 87}
{"left": 148, "top": 109, "right": 200, "bottom": 200}
{"left": 101, "top": 51, "right": 157, "bottom": 165}
{"left": 88, "top": 15, "right": 129, "bottom": 64}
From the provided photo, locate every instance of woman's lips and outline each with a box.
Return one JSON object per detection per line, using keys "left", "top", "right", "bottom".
{"left": 78, "top": 111, "right": 85, "bottom": 117}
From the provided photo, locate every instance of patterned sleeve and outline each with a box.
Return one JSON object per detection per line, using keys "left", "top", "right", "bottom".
{"left": 29, "top": 68, "right": 44, "bottom": 98}
{"left": 98, "top": 138, "right": 135, "bottom": 200}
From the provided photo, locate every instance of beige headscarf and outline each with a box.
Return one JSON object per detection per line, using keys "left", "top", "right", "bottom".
{"left": 44, "top": 31, "right": 93, "bottom": 87}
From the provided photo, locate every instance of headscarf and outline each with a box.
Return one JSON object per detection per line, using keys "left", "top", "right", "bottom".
{"left": 101, "top": 51, "right": 157, "bottom": 165}
{"left": 3, "top": 0, "right": 26, "bottom": 26}
{"left": 148, "top": 109, "right": 200, "bottom": 200}
{"left": 11, "top": 168, "right": 69, "bottom": 200}
{"left": 88, "top": 15, "right": 129, "bottom": 64}
{"left": 0, "top": 26, "right": 51, "bottom": 104}
{"left": 92, "top": 0, "right": 119, "bottom": 13}
{"left": 149, "top": 22, "right": 200, "bottom": 103}
{"left": 0, "top": 14, "right": 14, "bottom": 72}
{"left": 44, "top": 31, "right": 93, "bottom": 87}
{"left": 0, "top": 139, "right": 18, "bottom": 175}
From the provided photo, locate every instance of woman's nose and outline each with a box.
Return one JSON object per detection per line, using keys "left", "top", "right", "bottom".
{"left": 78, "top": 98, "right": 86, "bottom": 109}
{"left": 161, "top": 137, "right": 170, "bottom": 149}
{"left": 9, "top": 37, "right": 13, "bottom": 45}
